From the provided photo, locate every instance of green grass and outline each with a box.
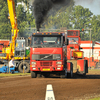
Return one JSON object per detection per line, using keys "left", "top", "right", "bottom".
{"left": 0, "top": 73, "right": 30, "bottom": 77}
{"left": 88, "top": 69, "right": 100, "bottom": 71}
{"left": 89, "top": 97, "right": 100, "bottom": 100}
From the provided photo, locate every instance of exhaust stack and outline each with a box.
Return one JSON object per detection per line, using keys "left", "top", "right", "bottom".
{"left": 33, "top": 0, "right": 72, "bottom": 32}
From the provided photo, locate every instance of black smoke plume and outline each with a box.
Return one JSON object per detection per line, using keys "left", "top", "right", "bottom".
{"left": 33, "top": 0, "right": 71, "bottom": 31}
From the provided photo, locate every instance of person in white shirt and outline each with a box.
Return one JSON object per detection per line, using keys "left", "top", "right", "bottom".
{"left": 9, "top": 56, "right": 15, "bottom": 68}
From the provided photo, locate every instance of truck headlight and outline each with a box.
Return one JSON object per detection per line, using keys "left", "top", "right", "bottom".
{"left": 53, "top": 54, "right": 61, "bottom": 60}
{"left": 57, "top": 68, "right": 61, "bottom": 70}
{"left": 31, "top": 62, "right": 36, "bottom": 65}
{"left": 57, "top": 65, "right": 61, "bottom": 67}
{"left": 56, "top": 62, "right": 62, "bottom": 64}
{"left": 33, "top": 68, "right": 36, "bottom": 70}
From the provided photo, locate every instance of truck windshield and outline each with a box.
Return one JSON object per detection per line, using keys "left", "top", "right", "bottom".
{"left": 68, "top": 38, "right": 78, "bottom": 44}
{"left": 15, "top": 39, "right": 25, "bottom": 51}
{"left": 31, "top": 36, "right": 62, "bottom": 47}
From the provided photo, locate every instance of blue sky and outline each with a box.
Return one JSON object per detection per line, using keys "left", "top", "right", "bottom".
{"left": 75, "top": 0, "right": 100, "bottom": 15}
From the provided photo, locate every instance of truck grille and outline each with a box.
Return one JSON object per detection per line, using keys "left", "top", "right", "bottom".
{"left": 40, "top": 54, "right": 53, "bottom": 60}
{"left": 40, "top": 62, "right": 52, "bottom": 66}
{"left": 32, "top": 54, "right": 61, "bottom": 60}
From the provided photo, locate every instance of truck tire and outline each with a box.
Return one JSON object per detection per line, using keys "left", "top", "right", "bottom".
{"left": 60, "top": 70, "right": 67, "bottom": 78}
{"left": 96, "top": 62, "right": 98, "bottom": 68}
{"left": 67, "top": 66, "right": 73, "bottom": 78}
{"left": 67, "top": 70, "right": 73, "bottom": 78}
{"left": 18, "top": 61, "right": 30, "bottom": 73}
{"left": 31, "top": 71, "right": 37, "bottom": 78}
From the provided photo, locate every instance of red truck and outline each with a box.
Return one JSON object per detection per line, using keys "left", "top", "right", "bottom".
{"left": 67, "top": 30, "right": 88, "bottom": 75}
{"left": 30, "top": 31, "right": 88, "bottom": 78}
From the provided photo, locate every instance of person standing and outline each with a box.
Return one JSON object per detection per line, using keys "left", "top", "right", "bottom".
{"left": 9, "top": 56, "right": 15, "bottom": 68}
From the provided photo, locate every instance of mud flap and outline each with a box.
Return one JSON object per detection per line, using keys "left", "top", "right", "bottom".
{"left": 84, "top": 60, "right": 88, "bottom": 73}
{"left": 77, "top": 59, "right": 88, "bottom": 74}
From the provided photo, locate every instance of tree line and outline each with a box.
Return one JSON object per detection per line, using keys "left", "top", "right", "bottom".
{"left": 0, "top": 0, "right": 100, "bottom": 42}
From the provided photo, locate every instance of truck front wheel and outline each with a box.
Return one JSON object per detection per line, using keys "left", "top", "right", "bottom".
{"left": 31, "top": 71, "right": 37, "bottom": 78}
{"left": 60, "top": 69, "right": 67, "bottom": 78}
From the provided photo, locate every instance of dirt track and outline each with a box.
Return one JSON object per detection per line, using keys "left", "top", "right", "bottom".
{"left": 0, "top": 72, "right": 100, "bottom": 100}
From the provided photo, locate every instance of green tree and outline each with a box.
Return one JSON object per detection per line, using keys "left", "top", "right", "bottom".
{"left": 0, "top": 0, "right": 11, "bottom": 39}
{"left": 0, "top": 0, "right": 36, "bottom": 39}
{"left": 16, "top": 4, "right": 35, "bottom": 37}
{"left": 90, "top": 15, "right": 100, "bottom": 41}
{"left": 70, "top": 5, "right": 93, "bottom": 40}
{"left": 46, "top": 5, "right": 94, "bottom": 41}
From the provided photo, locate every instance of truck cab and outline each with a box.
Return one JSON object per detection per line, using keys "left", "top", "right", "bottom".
{"left": 67, "top": 30, "right": 82, "bottom": 59}
{"left": 30, "top": 32, "right": 67, "bottom": 78}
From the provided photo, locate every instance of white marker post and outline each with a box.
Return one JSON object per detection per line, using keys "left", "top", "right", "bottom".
{"left": 45, "top": 84, "right": 55, "bottom": 100}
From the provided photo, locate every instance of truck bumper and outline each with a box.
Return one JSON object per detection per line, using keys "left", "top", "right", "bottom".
{"left": 30, "top": 66, "right": 64, "bottom": 72}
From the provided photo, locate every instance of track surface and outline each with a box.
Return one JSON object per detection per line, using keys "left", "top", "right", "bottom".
{"left": 0, "top": 72, "right": 100, "bottom": 100}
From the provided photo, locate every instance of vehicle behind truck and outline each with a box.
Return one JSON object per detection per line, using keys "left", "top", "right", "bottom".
{"left": 0, "top": 0, "right": 30, "bottom": 73}
{"left": 14, "top": 37, "right": 30, "bottom": 73}
{"left": 0, "top": 37, "right": 30, "bottom": 73}
{"left": 67, "top": 30, "right": 88, "bottom": 75}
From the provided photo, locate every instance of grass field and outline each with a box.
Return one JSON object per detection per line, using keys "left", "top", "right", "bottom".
{"left": 89, "top": 97, "right": 100, "bottom": 100}
{"left": 0, "top": 69, "right": 100, "bottom": 77}
{"left": 0, "top": 73, "right": 30, "bottom": 77}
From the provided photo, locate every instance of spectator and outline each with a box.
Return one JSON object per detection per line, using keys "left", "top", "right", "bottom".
{"left": 9, "top": 56, "right": 15, "bottom": 68}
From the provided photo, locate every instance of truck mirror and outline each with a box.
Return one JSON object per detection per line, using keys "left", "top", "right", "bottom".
{"left": 65, "top": 39, "right": 69, "bottom": 45}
